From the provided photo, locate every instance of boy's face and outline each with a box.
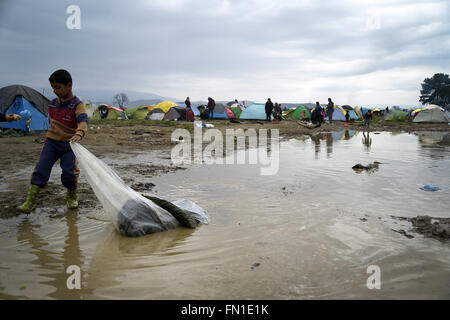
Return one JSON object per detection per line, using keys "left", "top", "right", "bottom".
{"left": 50, "top": 81, "right": 72, "bottom": 100}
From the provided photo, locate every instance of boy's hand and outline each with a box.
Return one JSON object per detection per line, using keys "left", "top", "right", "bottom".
{"left": 70, "top": 134, "right": 82, "bottom": 142}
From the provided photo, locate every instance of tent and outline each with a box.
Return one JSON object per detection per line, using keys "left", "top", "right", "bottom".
{"left": 91, "top": 104, "right": 126, "bottom": 121}
{"left": 151, "top": 101, "right": 178, "bottom": 113}
{"left": 324, "top": 106, "right": 355, "bottom": 121}
{"left": 147, "top": 108, "right": 165, "bottom": 120}
{"left": 385, "top": 110, "right": 407, "bottom": 121}
{"left": 422, "top": 104, "right": 442, "bottom": 110}
{"left": 346, "top": 109, "right": 360, "bottom": 120}
{"left": 229, "top": 103, "right": 243, "bottom": 118}
{"left": 354, "top": 106, "right": 363, "bottom": 118}
{"left": 163, "top": 108, "right": 182, "bottom": 121}
{"left": 341, "top": 105, "right": 353, "bottom": 111}
{"left": 340, "top": 105, "right": 360, "bottom": 119}
{"left": 125, "top": 105, "right": 150, "bottom": 120}
{"left": 209, "top": 102, "right": 226, "bottom": 119}
{"left": 283, "top": 106, "right": 311, "bottom": 120}
{"left": 225, "top": 107, "right": 236, "bottom": 119}
{"left": 413, "top": 107, "right": 450, "bottom": 123}
{"left": 0, "top": 84, "right": 50, "bottom": 131}
{"left": 239, "top": 104, "right": 271, "bottom": 120}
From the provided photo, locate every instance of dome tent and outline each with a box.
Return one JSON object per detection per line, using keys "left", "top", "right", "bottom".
{"left": 0, "top": 84, "right": 50, "bottom": 131}
{"left": 240, "top": 104, "right": 271, "bottom": 120}
{"left": 147, "top": 108, "right": 165, "bottom": 120}
{"left": 413, "top": 105, "right": 450, "bottom": 123}
{"left": 151, "top": 101, "right": 178, "bottom": 113}
{"left": 324, "top": 105, "right": 354, "bottom": 121}
{"left": 283, "top": 106, "right": 311, "bottom": 120}
{"left": 125, "top": 105, "right": 150, "bottom": 120}
{"left": 91, "top": 104, "right": 126, "bottom": 121}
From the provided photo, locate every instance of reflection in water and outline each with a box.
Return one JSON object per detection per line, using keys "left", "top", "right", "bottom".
{"left": 362, "top": 131, "right": 372, "bottom": 150}
{"left": 417, "top": 131, "right": 450, "bottom": 160}
{"left": 310, "top": 130, "right": 359, "bottom": 158}
{"left": 16, "top": 211, "right": 91, "bottom": 299}
{"left": 84, "top": 227, "right": 195, "bottom": 298}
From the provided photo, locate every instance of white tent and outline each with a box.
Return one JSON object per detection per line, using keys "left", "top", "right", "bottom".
{"left": 413, "top": 106, "right": 450, "bottom": 123}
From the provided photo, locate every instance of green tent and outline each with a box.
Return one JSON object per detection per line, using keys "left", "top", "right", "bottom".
{"left": 125, "top": 105, "right": 149, "bottom": 120}
{"left": 385, "top": 110, "right": 407, "bottom": 121}
{"left": 283, "top": 106, "right": 311, "bottom": 120}
{"left": 91, "top": 104, "right": 127, "bottom": 121}
{"left": 230, "top": 106, "right": 242, "bottom": 118}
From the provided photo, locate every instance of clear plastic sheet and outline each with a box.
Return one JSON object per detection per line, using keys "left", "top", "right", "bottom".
{"left": 70, "top": 142, "right": 209, "bottom": 237}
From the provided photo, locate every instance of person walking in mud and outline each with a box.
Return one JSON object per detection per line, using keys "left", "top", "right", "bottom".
{"left": 265, "top": 98, "right": 273, "bottom": 121}
{"left": 364, "top": 109, "right": 373, "bottom": 129}
{"left": 327, "top": 98, "right": 334, "bottom": 124}
{"left": 207, "top": 97, "right": 215, "bottom": 119}
{"left": 17, "top": 69, "right": 88, "bottom": 213}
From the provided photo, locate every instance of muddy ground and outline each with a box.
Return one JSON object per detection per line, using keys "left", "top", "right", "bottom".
{"left": 0, "top": 119, "right": 449, "bottom": 241}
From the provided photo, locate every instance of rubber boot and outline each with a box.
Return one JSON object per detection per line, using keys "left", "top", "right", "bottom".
{"left": 17, "top": 184, "right": 40, "bottom": 213}
{"left": 66, "top": 189, "right": 78, "bottom": 209}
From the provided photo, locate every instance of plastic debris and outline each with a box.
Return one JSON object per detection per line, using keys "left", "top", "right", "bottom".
{"left": 420, "top": 185, "right": 440, "bottom": 192}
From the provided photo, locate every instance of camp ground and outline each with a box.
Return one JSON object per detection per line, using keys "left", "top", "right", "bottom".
{"left": 0, "top": 84, "right": 50, "bottom": 131}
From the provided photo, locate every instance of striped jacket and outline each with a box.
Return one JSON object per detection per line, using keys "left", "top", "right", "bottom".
{"left": 47, "top": 96, "right": 88, "bottom": 141}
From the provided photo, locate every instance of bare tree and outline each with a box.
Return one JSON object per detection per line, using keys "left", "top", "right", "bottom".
{"left": 113, "top": 93, "right": 129, "bottom": 119}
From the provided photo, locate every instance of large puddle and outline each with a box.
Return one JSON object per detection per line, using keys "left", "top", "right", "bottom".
{"left": 1, "top": 130, "right": 449, "bottom": 299}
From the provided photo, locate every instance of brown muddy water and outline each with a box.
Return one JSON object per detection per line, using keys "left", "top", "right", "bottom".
{"left": 0, "top": 130, "right": 449, "bottom": 299}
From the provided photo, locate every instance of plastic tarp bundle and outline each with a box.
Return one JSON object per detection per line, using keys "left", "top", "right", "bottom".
{"left": 70, "top": 142, "right": 210, "bottom": 237}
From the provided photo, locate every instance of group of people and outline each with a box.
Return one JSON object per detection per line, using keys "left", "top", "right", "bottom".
{"left": 186, "top": 97, "right": 242, "bottom": 120}
{"left": 264, "top": 98, "right": 283, "bottom": 121}
{"left": 185, "top": 96, "right": 374, "bottom": 127}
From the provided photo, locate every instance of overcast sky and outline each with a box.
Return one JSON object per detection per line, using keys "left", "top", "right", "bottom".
{"left": 1, "top": 0, "right": 449, "bottom": 105}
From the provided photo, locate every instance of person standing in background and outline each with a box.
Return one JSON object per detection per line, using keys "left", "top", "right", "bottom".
{"left": 265, "top": 98, "right": 273, "bottom": 121}
{"left": 327, "top": 98, "right": 334, "bottom": 124}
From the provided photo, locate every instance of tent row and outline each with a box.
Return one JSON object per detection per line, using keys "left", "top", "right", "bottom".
{"left": 1, "top": 84, "right": 449, "bottom": 132}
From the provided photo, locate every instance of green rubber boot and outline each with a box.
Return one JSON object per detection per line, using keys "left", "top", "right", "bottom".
{"left": 17, "top": 184, "right": 40, "bottom": 213}
{"left": 66, "top": 189, "right": 78, "bottom": 209}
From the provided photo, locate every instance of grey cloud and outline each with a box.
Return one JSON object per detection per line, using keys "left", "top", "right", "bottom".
{"left": 0, "top": 0, "right": 449, "bottom": 104}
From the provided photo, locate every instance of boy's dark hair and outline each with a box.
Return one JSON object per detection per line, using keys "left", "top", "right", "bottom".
{"left": 49, "top": 69, "right": 72, "bottom": 85}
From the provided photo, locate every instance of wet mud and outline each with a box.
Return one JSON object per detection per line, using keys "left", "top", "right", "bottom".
{"left": 1, "top": 120, "right": 449, "bottom": 220}
{"left": 391, "top": 215, "right": 450, "bottom": 242}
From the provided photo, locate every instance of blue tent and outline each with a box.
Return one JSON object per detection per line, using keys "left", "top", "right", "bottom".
{"left": 324, "top": 106, "right": 346, "bottom": 121}
{"left": 240, "top": 104, "right": 271, "bottom": 120}
{"left": 211, "top": 103, "right": 228, "bottom": 119}
{"left": 0, "top": 85, "right": 50, "bottom": 131}
{"left": 347, "top": 109, "right": 360, "bottom": 120}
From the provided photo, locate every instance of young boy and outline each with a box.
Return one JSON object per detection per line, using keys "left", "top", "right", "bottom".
{"left": 18, "top": 69, "right": 88, "bottom": 213}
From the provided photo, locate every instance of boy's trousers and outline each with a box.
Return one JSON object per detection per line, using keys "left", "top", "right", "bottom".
{"left": 31, "top": 138, "right": 79, "bottom": 190}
